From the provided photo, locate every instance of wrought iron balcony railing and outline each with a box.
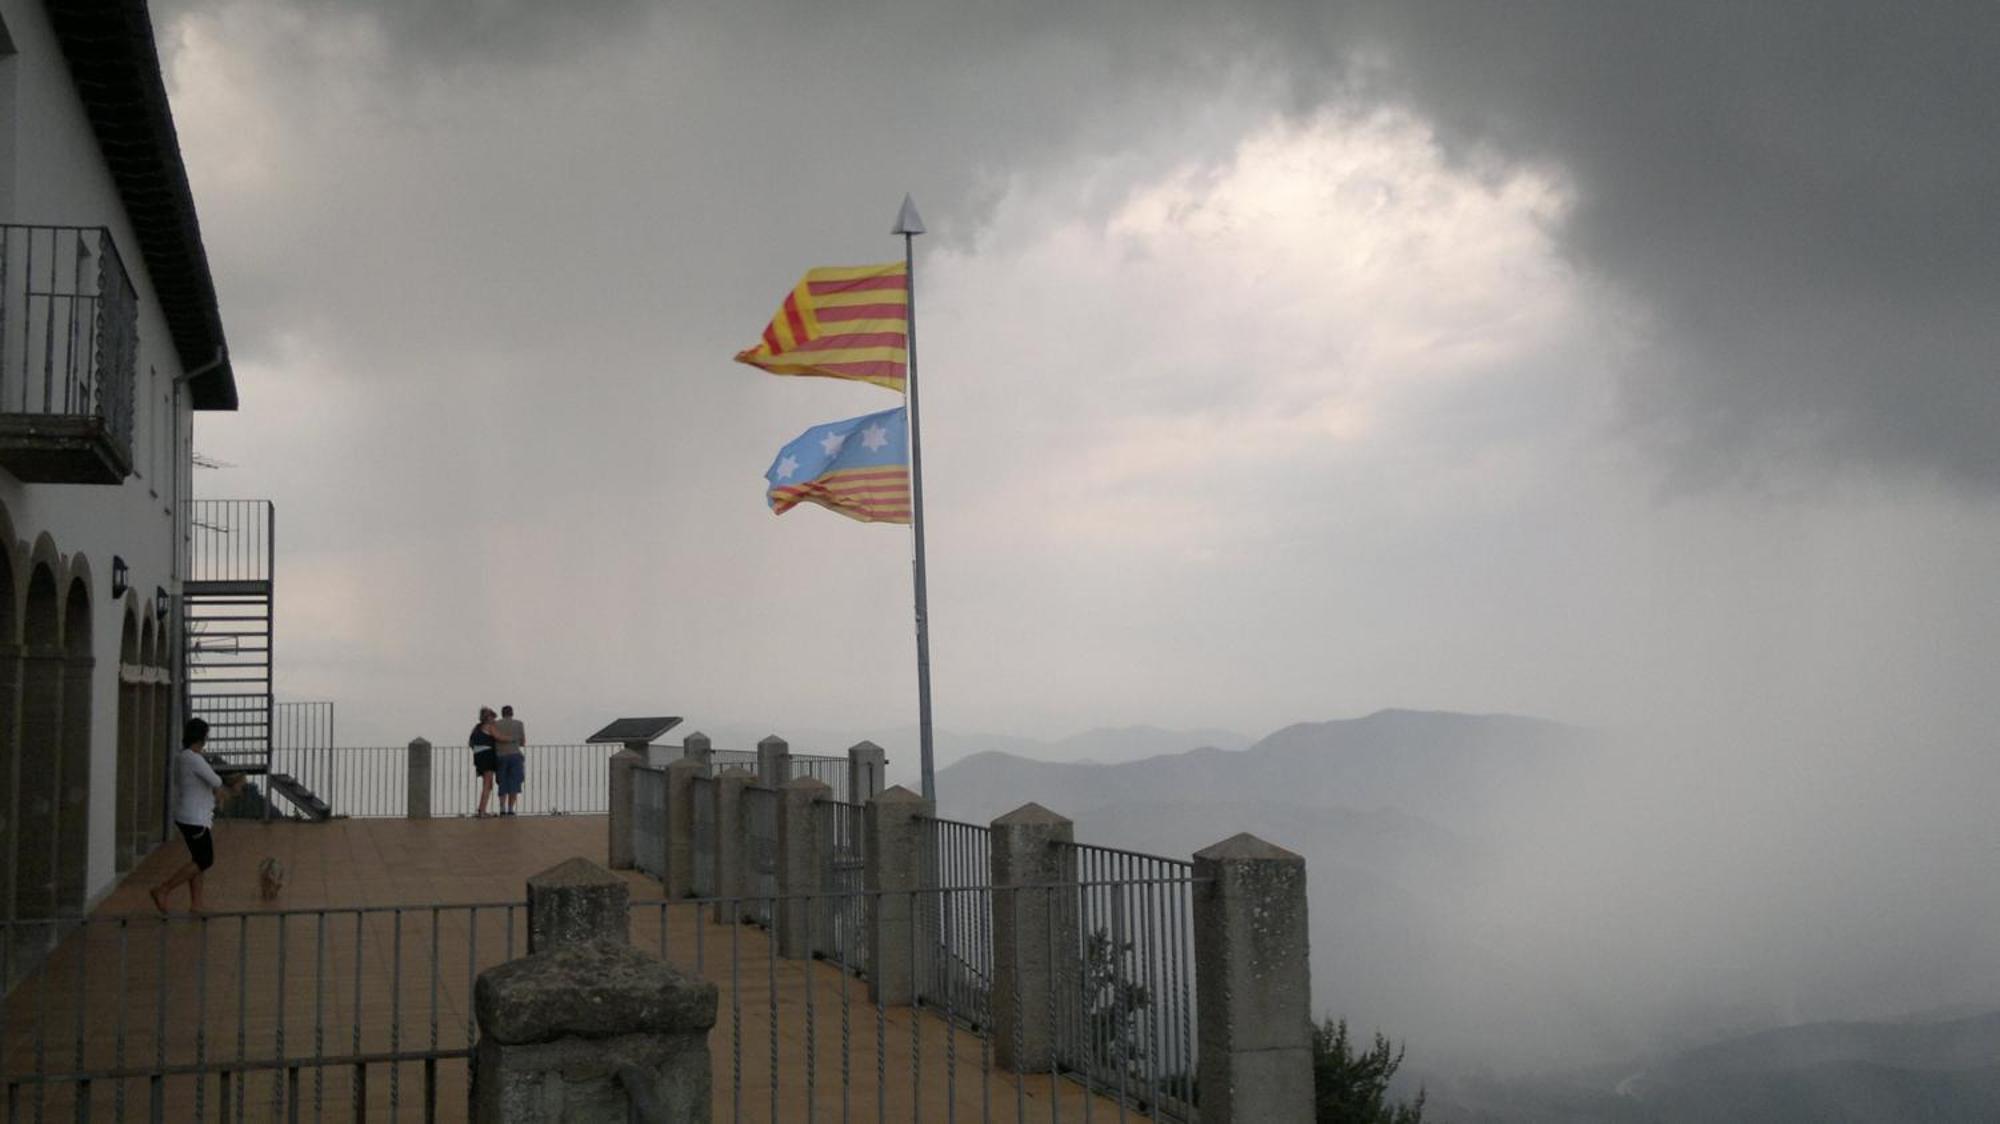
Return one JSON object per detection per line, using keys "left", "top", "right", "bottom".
{"left": 0, "top": 224, "right": 138, "bottom": 484}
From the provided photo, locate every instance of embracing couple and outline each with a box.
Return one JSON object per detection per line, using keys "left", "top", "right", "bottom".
{"left": 470, "top": 704, "right": 528, "bottom": 817}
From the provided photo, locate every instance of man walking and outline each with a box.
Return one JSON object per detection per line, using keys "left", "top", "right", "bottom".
{"left": 493, "top": 704, "right": 528, "bottom": 816}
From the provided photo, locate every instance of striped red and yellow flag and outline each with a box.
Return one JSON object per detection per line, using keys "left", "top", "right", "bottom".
{"left": 734, "top": 263, "right": 908, "bottom": 392}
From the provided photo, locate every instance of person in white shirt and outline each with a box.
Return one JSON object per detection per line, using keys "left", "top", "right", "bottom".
{"left": 149, "top": 718, "right": 242, "bottom": 913}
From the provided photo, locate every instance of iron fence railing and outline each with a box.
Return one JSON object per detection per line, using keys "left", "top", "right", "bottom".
{"left": 0, "top": 224, "right": 137, "bottom": 456}
{"left": 919, "top": 816, "right": 995, "bottom": 1027}
{"left": 740, "top": 786, "right": 779, "bottom": 926}
{"left": 265, "top": 743, "right": 619, "bottom": 819}
{"left": 184, "top": 499, "right": 276, "bottom": 585}
{"left": 1, "top": 882, "right": 1205, "bottom": 1123}
{"left": 1056, "top": 842, "right": 1200, "bottom": 1118}
{"left": 816, "top": 800, "right": 868, "bottom": 968}
{"left": 0, "top": 903, "right": 528, "bottom": 1121}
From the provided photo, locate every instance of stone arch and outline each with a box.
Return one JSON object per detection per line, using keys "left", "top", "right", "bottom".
{"left": 116, "top": 605, "right": 140, "bottom": 872}
{"left": 56, "top": 571, "right": 93, "bottom": 913}
{"left": 16, "top": 562, "right": 62, "bottom": 928}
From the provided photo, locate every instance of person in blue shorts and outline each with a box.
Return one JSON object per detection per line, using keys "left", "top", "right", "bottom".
{"left": 492, "top": 705, "right": 528, "bottom": 815}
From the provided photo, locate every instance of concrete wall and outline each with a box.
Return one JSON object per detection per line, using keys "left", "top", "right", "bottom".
{"left": 0, "top": 0, "right": 212, "bottom": 908}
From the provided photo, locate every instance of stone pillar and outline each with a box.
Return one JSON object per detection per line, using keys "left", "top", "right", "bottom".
{"left": 776, "top": 776, "right": 830, "bottom": 959}
{"left": 864, "top": 785, "right": 931, "bottom": 1005}
{"left": 681, "top": 731, "right": 713, "bottom": 774}
{"left": 475, "top": 858, "right": 716, "bottom": 1122}
{"left": 1193, "top": 833, "right": 1313, "bottom": 1124}
{"left": 712, "top": 767, "right": 751, "bottom": 923}
{"left": 527, "top": 857, "right": 630, "bottom": 952}
{"left": 605, "top": 748, "right": 641, "bottom": 870}
{"left": 990, "top": 803, "right": 1076, "bottom": 1073}
{"left": 846, "top": 740, "right": 887, "bottom": 805}
{"left": 406, "top": 738, "right": 432, "bottom": 820}
{"left": 663, "top": 758, "right": 704, "bottom": 897}
{"left": 756, "top": 735, "right": 790, "bottom": 787}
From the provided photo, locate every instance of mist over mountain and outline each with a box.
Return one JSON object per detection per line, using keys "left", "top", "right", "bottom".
{"left": 933, "top": 708, "right": 2000, "bottom": 1121}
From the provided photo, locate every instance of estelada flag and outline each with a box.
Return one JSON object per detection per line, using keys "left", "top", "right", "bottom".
{"left": 734, "top": 263, "right": 908, "bottom": 392}
{"left": 765, "top": 407, "right": 910, "bottom": 524}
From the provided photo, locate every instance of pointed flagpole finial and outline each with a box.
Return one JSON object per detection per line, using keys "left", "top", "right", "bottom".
{"left": 892, "top": 194, "right": 926, "bottom": 236}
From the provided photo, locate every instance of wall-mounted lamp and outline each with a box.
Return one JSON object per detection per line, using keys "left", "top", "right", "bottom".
{"left": 111, "top": 555, "right": 129, "bottom": 600}
{"left": 154, "top": 587, "right": 170, "bottom": 624}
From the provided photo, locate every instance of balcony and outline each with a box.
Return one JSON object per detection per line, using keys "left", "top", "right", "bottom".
{"left": 0, "top": 225, "right": 137, "bottom": 484}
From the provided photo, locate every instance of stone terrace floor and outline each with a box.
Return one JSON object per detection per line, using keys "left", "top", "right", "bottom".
{"left": 1, "top": 816, "right": 1150, "bottom": 1121}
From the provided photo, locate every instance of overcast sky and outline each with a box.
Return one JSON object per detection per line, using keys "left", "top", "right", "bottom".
{"left": 157, "top": 0, "right": 1998, "bottom": 753}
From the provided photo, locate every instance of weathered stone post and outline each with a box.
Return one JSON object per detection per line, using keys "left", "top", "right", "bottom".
{"left": 864, "top": 785, "right": 932, "bottom": 1005}
{"left": 663, "top": 758, "right": 704, "bottom": 897}
{"left": 605, "top": 748, "right": 642, "bottom": 870}
{"left": 406, "top": 737, "right": 431, "bottom": 820}
{"left": 1192, "top": 834, "right": 1314, "bottom": 1123}
{"left": 776, "top": 776, "right": 830, "bottom": 958}
{"left": 474, "top": 858, "right": 717, "bottom": 1121}
{"left": 711, "top": 767, "right": 752, "bottom": 924}
{"left": 681, "top": 731, "right": 713, "bottom": 774}
{"left": 990, "top": 803, "right": 1076, "bottom": 1073}
{"left": 846, "top": 740, "right": 887, "bottom": 805}
{"left": 756, "top": 735, "right": 791, "bottom": 787}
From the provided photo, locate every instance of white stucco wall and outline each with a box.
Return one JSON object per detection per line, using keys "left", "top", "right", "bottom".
{"left": 0, "top": 0, "right": 216, "bottom": 906}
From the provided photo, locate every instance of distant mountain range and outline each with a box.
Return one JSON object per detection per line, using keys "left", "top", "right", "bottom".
{"left": 935, "top": 707, "right": 1593, "bottom": 829}
{"left": 1435, "top": 1010, "right": 2000, "bottom": 1122}
{"left": 922, "top": 707, "right": 2000, "bottom": 1122}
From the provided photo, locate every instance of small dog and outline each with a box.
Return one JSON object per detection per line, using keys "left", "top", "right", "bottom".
{"left": 258, "top": 857, "right": 288, "bottom": 902}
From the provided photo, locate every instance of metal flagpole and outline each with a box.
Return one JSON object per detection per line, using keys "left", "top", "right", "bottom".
{"left": 893, "top": 194, "right": 936, "bottom": 804}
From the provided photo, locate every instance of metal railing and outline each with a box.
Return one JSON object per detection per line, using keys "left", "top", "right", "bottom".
{"left": 634, "top": 881, "right": 1202, "bottom": 1122}
{"left": 0, "top": 224, "right": 137, "bottom": 457}
{"left": 740, "top": 786, "right": 778, "bottom": 926}
{"left": 0, "top": 881, "right": 1204, "bottom": 1122}
{"left": 260, "top": 743, "right": 619, "bottom": 819}
{"left": 0, "top": 903, "right": 527, "bottom": 1121}
{"left": 816, "top": 800, "right": 868, "bottom": 968}
{"left": 185, "top": 499, "right": 276, "bottom": 585}
{"left": 921, "top": 816, "right": 995, "bottom": 1027}
{"left": 1056, "top": 842, "right": 1200, "bottom": 1118}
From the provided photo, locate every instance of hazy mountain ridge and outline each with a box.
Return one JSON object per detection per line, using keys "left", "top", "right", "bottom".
{"left": 1438, "top": 1011, "right": 2000, "bottom": 1122}
{"left": 933, "top": 708, "right": 2000, "bottom": 1121}
{"left": 936, "top": 707, "right": 1595, "bottom": 829}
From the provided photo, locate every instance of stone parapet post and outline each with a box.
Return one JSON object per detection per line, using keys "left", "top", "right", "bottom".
{"left": 1193, "top": 833, "right": 1314, "bottom": 1123}
{"left": 475, "top": 858, "right": 716, "bottom": 1121}
{"left": 712, "top": 767, "right": 752, "bottom": 922}
{"left": 606, "top": 748, "right": 641, "bottom": 870}
{"left": 776, "top": 776, "right": 830, "bottom": 959}
{"left": 756, "top": 735, "right": 791, "bottom": 787}
{"left": 846, "top": 740, "right": 887, "bottom": 804}
{"left": 681, "top": 731, "right": 713, "bottom": 774}
{"left": 864, "top": 785, "right": 932, "bottom": 1006}
{"left": 664, "top": 758, "right": 704, "bottom": 897}
{"left": 406, "top": 738, "right": 431, "bottom": 820}
{"left": 990, "top": 803, "right": 1076, "bottom": 1073}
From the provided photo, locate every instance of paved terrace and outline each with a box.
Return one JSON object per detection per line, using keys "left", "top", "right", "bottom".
{"left": 1, "top": 817, "right": 1144, "bottom": 1121}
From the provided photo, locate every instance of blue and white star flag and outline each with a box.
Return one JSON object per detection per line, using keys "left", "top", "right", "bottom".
{"left": 764, "top": 406, "right": 910, "bottom": 524}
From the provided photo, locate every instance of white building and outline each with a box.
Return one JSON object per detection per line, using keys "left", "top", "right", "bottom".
{"left": 0, "top": 0, "right": 239, "bottom": 939}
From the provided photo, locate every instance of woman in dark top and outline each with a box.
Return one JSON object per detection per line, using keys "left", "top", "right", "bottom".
{"left": 470, "top": 707, "right": 499, "bottom": 818}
